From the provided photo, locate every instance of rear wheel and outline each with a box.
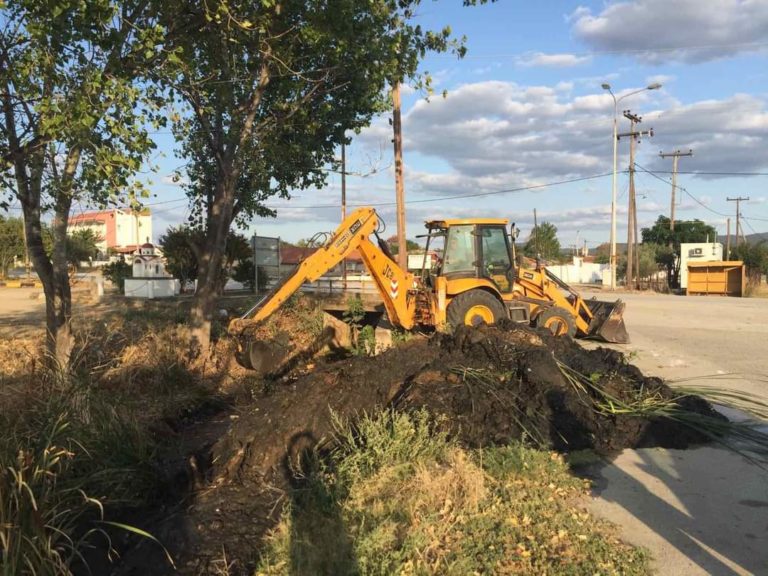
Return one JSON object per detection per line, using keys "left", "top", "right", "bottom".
{"left": 535, "top": 306, "right": 576, "bottom": 338}
{"left": 447, "top": 290, "right": 507, "bottom": 329}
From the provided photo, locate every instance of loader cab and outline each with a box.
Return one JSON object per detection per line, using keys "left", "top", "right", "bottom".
{"left": 426, "top": 218, "right": 514, "bottom": 294}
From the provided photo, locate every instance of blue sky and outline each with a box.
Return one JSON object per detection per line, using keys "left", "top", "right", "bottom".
{"left": 142, "top": 0, "right": 768, "bottom": 248}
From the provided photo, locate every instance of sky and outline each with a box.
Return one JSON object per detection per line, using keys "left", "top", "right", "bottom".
{"left": 123, "top": 0, "right": 768, "bottom": 249}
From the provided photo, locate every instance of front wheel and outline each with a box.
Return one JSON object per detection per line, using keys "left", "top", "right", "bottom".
{"left": 446, "top": 290, "right": 507, "bottom": 329}
{"left": 535, "top": 306, "right": 576, "bottom": 338}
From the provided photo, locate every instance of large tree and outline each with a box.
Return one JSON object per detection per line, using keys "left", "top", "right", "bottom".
{"left": 159, "top": 224, "right": 252, "bottom": 292}
{"left": 523, "top": 221, "right": 561, "bottom": 263}
{"left": 0, "top": 1, "right": 164, "bottom": 366}
{"left": 154, "top": 0, "right": 473, "bottom": 351}
{"left": 731, "top": 241, "right": 768, "bottom": 285}
{"left": 641, "top": 215, "right": 717, "bottom": 288}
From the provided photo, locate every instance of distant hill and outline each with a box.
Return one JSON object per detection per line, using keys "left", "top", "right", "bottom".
{"left": 717, "top": 232, "right": 768, "bottom": 245}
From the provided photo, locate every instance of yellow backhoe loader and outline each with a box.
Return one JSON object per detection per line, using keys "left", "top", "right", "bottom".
{"left": 229, "top": 207, "right": 628, "bottom": 371}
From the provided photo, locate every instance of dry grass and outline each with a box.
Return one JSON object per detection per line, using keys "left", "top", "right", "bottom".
{"left": 256, "top": 411, "right": 649, "bottom": 576}
{"left": 745, "top": 282, "right": 768, "bottom": 298}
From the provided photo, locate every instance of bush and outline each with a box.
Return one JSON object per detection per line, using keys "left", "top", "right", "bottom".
{"left": 0, "top": 375, "right": 159, "bottom": 575}
{"left": 102, "top": 260, "right": 132, "bottom": 294}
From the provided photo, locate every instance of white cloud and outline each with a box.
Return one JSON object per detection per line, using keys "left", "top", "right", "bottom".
{"left": 517, "top": 52, "right": 592, "bottom": 68}
{"left": 394, "top": 82, "right": 768, "bottom": 189}
{"left": 646, "top": 74, "right": 675, "bottom": 87}
{"left": 571, "top": 0, "right": 768, "bottom": 64}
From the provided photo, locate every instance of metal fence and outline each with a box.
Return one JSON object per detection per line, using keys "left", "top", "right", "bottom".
{"left": 262, "top": 274, "right": 379, "bottom": 295}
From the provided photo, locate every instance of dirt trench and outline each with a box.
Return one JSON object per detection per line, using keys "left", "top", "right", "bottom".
{"left": 113, "top": 322, "right": 722, "bottom": 575}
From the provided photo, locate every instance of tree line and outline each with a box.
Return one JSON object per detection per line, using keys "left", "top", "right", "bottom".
{"left": 1, "top": 0, "right": 492, "bottom": 368}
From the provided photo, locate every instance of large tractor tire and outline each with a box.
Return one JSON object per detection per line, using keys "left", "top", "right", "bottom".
{"left": 535, "top": 306, "right": 576, "bottom": 338}
{"left": 447, "top": 290, "right": 507, "bottom": 329}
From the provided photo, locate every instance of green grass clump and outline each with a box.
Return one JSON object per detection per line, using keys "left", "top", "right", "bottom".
{"left": 0, "top": 372, "right": 165, "bottom": 575}
{"left": 256, "top": 410, "right": 649, "bottom": 576}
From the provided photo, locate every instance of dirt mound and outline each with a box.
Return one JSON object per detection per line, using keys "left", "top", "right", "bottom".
{"left": 116, "top": 323, "right": 723, "bottom": 574}
{"left": 214, "top": 322, "right": 719, "bottom": 486}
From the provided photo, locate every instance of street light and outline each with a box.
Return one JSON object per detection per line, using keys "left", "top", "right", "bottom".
{"left": 601, "top": 82, "right": 662, "bottom": 290}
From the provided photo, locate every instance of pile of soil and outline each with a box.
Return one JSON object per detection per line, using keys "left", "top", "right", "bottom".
{"left": 115, "top": 322, "right": 722, "bottom": 575}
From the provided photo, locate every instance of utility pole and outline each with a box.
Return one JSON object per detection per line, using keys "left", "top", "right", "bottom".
{"left": 618, "top": 110, "right": 654, "bottom": 289}
{"left": 533, "top": 208, "right": 539, "bottom": 260}
{"left": 659, "top": 149, "right": 693, "bottom": 231}
{"left": 602, "top": 82, "right": 663, "bottom": 290}
{"left": 392, "top": 82, "right": 407, "bottom": 271}
{"left": 727, "top": 196, "right": 750, "bottom": 246}
{"left": 726, "top": 218, "right": 731, "bottom": 259}
{"left": 341, "top": 142, "right": 347, "bottom": 290}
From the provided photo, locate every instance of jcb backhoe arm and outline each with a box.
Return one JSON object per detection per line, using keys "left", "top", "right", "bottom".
{"left": 229, "top": 207, "right": 418, "bottom": 369}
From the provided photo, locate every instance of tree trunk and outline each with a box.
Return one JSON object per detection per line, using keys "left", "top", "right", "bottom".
{"left": 191, "top": 175, "right": 236, "bottom": 353}
{"left": 51, "top": 196, "right": 74, "bottom": 367}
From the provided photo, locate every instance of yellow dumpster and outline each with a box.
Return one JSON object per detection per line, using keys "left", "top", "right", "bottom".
{"left": 686, "top": 261, "right": 745, "bottom": 297}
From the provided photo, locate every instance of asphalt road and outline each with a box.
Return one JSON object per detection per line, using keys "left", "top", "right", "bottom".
{"left": 0, "top": 287, "right": 46, "bottom": 336}
{"left": 580, "top": 290, "right": 768, "bottom": 576}
{"left": 582, "top": 290, "right": 768, "bottom": 397}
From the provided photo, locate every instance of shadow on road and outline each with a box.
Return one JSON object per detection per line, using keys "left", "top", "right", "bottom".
{"left": 585, "top": 445, "right": 768, "bottom": 575}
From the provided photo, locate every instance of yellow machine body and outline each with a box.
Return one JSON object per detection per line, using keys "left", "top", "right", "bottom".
{"left": 230, "top": 207, "right": 628, "bottom": 370}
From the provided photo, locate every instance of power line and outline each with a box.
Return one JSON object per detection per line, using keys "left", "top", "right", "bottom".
{"left": 743, "top": 217, "right": 760, "bottom": 236}
{"left": 651, "top": 171, "right": 768, "bottom": 177}
{"left": 633, "top": 162, "right": 730, "bottom": 217}
{"left": 266, "top": 172, "right": 613, "bottom": 209}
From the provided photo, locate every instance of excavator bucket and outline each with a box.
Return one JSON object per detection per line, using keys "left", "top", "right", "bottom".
{"left": 236, "top": 339, "right": 290, "bottom": 374}
{"left": 585, "top": 299, "right": 630, "bottom": 344}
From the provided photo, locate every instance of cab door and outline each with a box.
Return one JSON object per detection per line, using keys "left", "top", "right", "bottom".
{"left": 478, "top": 225, "right": 514, "bottom": 293}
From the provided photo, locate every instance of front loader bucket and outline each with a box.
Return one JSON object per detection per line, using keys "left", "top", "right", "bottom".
{"left": 585, "top": 299, "right": 630, "bottom": 344}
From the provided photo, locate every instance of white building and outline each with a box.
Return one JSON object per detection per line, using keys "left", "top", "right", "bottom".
{"left": 124, "top": 243, "right": 180, "bottom": 299}
{"left": 680, "top": 242, "right": 723, "bottom": 289}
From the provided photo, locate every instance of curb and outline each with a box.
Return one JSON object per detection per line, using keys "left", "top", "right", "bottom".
{"left": 0, "top": 280, "right": 43, "bottom": 289}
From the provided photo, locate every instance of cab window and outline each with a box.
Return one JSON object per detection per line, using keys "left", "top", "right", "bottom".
{"left": 443, "top": 225, "right": 476, "bottom": 274}
{"left": 480, "top": 226, "right": 512, "bottom": 292}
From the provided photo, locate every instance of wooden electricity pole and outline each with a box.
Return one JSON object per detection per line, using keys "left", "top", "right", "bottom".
{"left": 726, "top": 218, "right": 731, "bottom": 259}
{"left": 341, "top": 141, "right": 347, "bottom": 289}
{"left": 392, "top": 82, "right": 407, "bottom": 271}
{"left": 727, "top": 196, "right": 750, "bottom": 246}
{"left": 659, "top": 149, "right": 693, "bottom": 231}
{"left": 618, "top": 110, "right": 653, "bottom": 289}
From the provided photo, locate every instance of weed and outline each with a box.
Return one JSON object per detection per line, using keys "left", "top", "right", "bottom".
{"left": 256, "top": 411, "right": 649, "bottom": 575}
{"left": 0, "top": 308, "right": 217, "bottom": 574}
{"left": 558, "top": 362, "right": 768, "bottom": 467}
{"left": 343, "top": 296, "right": 372, "bottom": 355}
{"left": 390, "top": 328, "right": 411, "bottom": 346}
{"left": 356, "top": 325, "right": 376, "bottom": 356}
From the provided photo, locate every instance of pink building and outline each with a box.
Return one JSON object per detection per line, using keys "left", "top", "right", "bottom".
{"left": 68, "top": 208, "right": 152, "bottom": 256}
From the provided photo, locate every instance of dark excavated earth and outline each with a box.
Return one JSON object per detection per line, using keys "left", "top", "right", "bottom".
{"left": 111, "top": 322, "right": 723, "bottom": 575}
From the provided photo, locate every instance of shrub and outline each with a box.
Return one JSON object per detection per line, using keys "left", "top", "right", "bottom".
{"left": 102, "top": 260, "right": 132, "bottom": 294}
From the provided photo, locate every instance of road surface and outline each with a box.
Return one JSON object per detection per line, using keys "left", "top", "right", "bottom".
{"left": 581, "top": 290, "right": 768, "bottom": 576}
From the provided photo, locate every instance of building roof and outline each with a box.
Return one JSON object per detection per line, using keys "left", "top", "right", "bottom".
{"left": 69, "top": 208, "right": 151, "bottom": 223}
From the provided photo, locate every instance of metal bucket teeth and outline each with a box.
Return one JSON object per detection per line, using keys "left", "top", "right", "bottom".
{"left": 586, "top": 299, "right": 630, "bottom": 344}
